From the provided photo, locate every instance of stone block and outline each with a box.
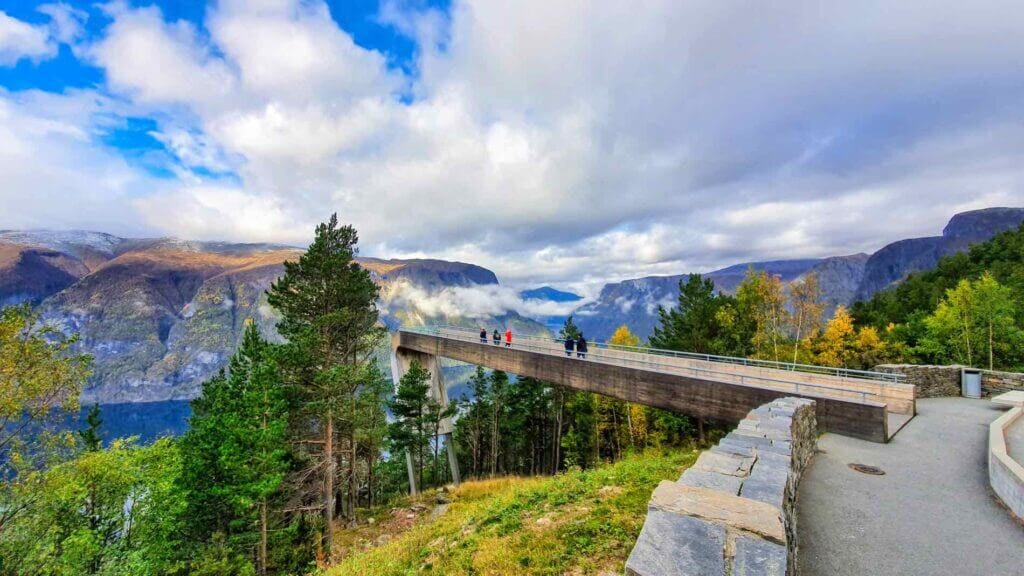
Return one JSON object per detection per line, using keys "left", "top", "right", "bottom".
{"left": 724, "top": 432, "right": 773, "bottom": 449}
{"left": 649, "top": 481, "right": 785, "bottom": 542}
{"left": 739, "top": 475, "right": 787, "bottom": 511}
{"left": 759, "top": 440, "right": 792, "bottom": 456}
{"left": 732, "top": 536, "right": 787, "bottom": 576}
{"left": 624, "top": 510, "right": 726, "bottom": 576}
{"left": 693, "top": 451, "right": 755, "bottom": 477}
{"left": 711, "top": 441, "right": 756, "bottom": 459}
{"left": 679, "top": 468, "right": 744, "bottom": 495}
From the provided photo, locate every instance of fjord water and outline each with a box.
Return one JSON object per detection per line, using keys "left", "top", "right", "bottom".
{"left": 76, "top": 400, "right": 191, "bottom": 444}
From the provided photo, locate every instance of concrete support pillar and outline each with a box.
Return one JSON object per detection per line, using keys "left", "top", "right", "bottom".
{"left": 405, "top": 450, "right": 419, "bottom": 496}
{"left": 391, "top": 333, "right": 461, "bottom": 492}
{"left": 444, "top": 432, "right": 461, "bottom": 485}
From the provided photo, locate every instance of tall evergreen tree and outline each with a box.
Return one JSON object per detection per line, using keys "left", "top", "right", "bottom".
{"left": 178, "top": 322, "right": 290, "bottom": 574}
{"left": 649, "top": 274, "right": 745, "bottom": 355}
{"left": 355, "top": 364, "right": 391, "bottom": 508}
{"left": 266, "top": 214, "right": 383, "bottom": 559}
{"left": 79, "top": 403, "right": 103, "bottom": 452}
{"left": 388, "top": 361, "right": 433, "bottom": 491}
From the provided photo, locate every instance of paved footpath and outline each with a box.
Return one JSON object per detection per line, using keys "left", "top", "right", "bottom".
{"left": 798, "top": 398, "right": 1024, "bottom": 576}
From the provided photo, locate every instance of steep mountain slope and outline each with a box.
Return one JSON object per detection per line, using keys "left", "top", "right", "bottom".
{"left": 575, "top": 207, "right": 1023, "bottom": 342}
{"left": 0, "top": 244, "right": 90, "bottom": 306}
{"left": 0, "top": 232, "right": 545, "bottom": 403}
{"left": 574, "top": 259, "right": 822, "bottom": 341}
{"left": 854, "top": 207, "right": 1024, "bottom": 300}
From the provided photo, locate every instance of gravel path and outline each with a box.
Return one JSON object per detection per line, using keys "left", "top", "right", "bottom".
{"left": 797, "top": 398, "right": 1024, "bottom": 576}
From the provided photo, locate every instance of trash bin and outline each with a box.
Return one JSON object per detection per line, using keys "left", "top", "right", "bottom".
{"left": 961, "top": 368, "right": 982, "bottom": 399}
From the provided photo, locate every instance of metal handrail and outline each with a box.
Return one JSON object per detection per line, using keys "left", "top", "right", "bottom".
{"left": 406, "top": 324, "right": 906, "bottom": 384}
{"left": 401, "top": 325, "right": 892, "bottom": 404}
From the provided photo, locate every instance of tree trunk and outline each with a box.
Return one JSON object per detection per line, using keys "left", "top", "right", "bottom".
{"left": 989, "top": 320, "right": 994, "bottom": 371}
{"left": 792, "top": 310, "right": 803, "bottom": 365}
{"left": 491, "top": 400, "right": 499, "bottom": 477}
{"left": 323, "top": 413, "right": 335, "bottom": 563}
{"left": 553, "top": 388, "right": 563, "bottom": 474}
{"left": 259, "top": 499, "right": 268, "bottom": 576}
{"left": 626, "top": 405, "right": 636, "bottom": 449}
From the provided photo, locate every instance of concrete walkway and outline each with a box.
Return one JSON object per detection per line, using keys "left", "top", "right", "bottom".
{"left": 798, "top": 398, "right": 1024, "bottom": 576}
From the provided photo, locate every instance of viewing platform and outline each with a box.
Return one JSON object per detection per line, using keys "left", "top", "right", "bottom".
{"left": 394, "top": 326, "right": 915, "bottom": 442}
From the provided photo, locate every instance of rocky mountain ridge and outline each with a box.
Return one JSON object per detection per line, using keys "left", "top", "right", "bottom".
{"left": 0, "top": 231, "right": 541, "bottom": 403}
{"left": 575, "top": 207, "right": 1024, "bottom": 341}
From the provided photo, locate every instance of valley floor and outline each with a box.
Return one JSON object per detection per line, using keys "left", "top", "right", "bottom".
{"left": 326, "top": 449, "right": 698, "bottom": 576}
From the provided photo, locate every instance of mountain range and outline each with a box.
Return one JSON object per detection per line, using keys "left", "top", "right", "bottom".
{"left": 0, "top": 231, "right": 545, "bottom": 403}
{"left": 573, "top": 207, "right": 1024, "bottom": 341}
{"left": 2, "top": 206, "right": 1021, "bottom": 404}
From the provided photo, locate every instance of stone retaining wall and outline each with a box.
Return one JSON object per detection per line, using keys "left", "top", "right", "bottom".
{"left": 982, "top": 370, "right": 1024, "bottom": 397}
{"left": 989, "top": 407, "right": 1024, "bottom": 521}
{"left": 874, "top": 364, "right": 1024, "bottom": 398}
{"left": 625, "top": 397, "right": 817, "bottom": 576}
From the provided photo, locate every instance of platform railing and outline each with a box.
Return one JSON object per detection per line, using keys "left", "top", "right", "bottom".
{"left": 406, "top": 324, "right": 905, "bottom": 383}
{"left": 402, "top": 325, "right": 893, "bottom": 404}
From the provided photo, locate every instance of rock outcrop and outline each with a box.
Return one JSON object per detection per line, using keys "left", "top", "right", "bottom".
{"left": 855, "top": 207, "right": 1024, "bottom": 300}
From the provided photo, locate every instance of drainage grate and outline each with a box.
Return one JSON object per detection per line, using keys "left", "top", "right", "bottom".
{"left": 848, "top": 463, "right": 886, "bottom": 475}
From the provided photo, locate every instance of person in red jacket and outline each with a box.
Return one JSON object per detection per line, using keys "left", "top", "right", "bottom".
{"left": 504, "top": 327, "right": 513, "bottom": 347}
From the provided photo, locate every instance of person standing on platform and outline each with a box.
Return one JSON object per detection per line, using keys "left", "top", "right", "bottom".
{"left": 480, "top": 327, "right": 488, "bottom": 343}
{"left": 576, "top": 333, "right": 588, "bottom": 359}
{"left": 493, "top": 328, "right": 501, "bottom": 345}
{"left": 564, "top": 334, "right": 575, "bottom": 357}
{"left": 505, "top": 327, "right": 513, "bottom": 347}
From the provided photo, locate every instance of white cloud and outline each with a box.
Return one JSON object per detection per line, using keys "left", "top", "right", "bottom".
{"left": 6, "top": 0, "right": 1024, "bottom": 289}
{"left": 90, "top": 3, "right": 235, "bottom": 106}
{"left": 0, "top": 89, "right": 160, "bottom": 235}
{"left": 38, "top": 3, "right": 87, "bottom": 45}
{"left": 0, "top": 11, "right": 56, "bottom": 66}
{"left": 380, "top": 279, "right": 585, "bottom": 320}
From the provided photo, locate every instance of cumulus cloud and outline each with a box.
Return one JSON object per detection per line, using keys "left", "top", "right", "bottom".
{"left": 0, "top": 5, "right": 86, "bottom": 66}
{"left": 5, "top": 0, "right": 1024, "bottom": 289}
{"left": 381, "top": 279, "right": 586, "bottom": 320}
{"left": 0, "top": 11, "right": 55, "bottom": 65}
{"left": 0, "top": 89, "right": 161, "bottom": 235}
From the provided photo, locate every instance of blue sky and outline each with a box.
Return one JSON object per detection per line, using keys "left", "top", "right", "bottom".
{"left": 0, "top": 1, "right": 1022, "bottom": 288}
{"left": 0, "top": 0, "right": 442, "bottom": 181}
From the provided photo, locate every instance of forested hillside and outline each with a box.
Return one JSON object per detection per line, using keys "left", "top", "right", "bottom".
{"left": 852, "top": 223, "right": 1024, "bottom": 370}
{"left": 0, "top": 217, "right": 707, "bottom": 576}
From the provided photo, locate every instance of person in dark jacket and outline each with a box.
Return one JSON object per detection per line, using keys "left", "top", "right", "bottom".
{"left": 493, "top": 329, "right": 501, "bottom": 345}
{"left": 576, "top": 334, "right": 588, "bottom": 359}
{"left": 564, "top": 335, "right": 575, "bottom": 357}
{"left": 480, "top": 327, "right": 487, "bottom": 343}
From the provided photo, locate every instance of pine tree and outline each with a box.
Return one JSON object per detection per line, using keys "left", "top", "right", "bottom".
{"left": 388, "top": 360, "right": 433, "bottom": 491}
{"left": 266, "top": 214, "right": 383, "bottom": 559}
{"left": 489, "top": 370, "right": 508, "bottom": 476}
{"left": 650, "top": 274, "right": 743, "bottom": 355}
{"left": 559, "top": 315, "right": 581, "bottom": 340}
{"left": 355, "top": 364, "right": 391, "bottom": 508}
{"left": 79, "top": 404, "right": 103, "bottom": 452}
{"left": 177, "top": 322, "right": 290, "bottom": 574}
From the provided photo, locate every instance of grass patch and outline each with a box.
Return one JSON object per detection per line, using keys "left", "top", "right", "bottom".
{"left": 326, "top": 448, "right": 698, "bottom": 575}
